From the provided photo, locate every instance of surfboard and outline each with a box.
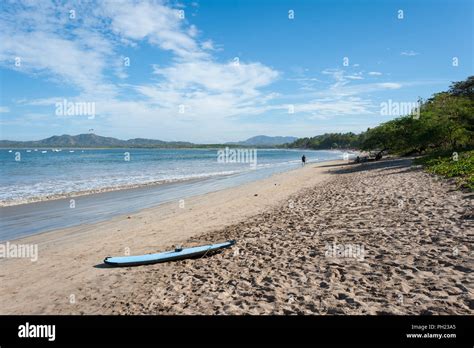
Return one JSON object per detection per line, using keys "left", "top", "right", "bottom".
{"left": 104, "top": 240, "right": 235, "bottom": 266}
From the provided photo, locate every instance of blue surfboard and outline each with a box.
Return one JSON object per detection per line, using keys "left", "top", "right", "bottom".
{"left": 104, "top": 240, "right": 235, "bottom": 266}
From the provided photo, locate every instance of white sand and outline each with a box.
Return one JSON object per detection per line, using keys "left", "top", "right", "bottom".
{"left": 0, "top": 158, "right": 472, "bottom": 315}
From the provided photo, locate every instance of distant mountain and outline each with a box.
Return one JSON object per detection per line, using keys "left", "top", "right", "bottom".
{"left": 0, "top": 134, "right": 194, "bottom": 148}
{"left": 0, "top": 134, "right": 299, "bottom": 148}
{"left": 226, "top": 135, "right": 298, "bottom": 146}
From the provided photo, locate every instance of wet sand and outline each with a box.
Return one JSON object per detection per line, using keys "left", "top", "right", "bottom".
{"left": 0, "top": 158, "right": 472, "bottom": 314}
{"left": 0, "top": 160, "right": 309, "bottom": 240}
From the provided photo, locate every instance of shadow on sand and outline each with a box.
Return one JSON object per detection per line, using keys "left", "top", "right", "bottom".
{"left": 93, "top": 263, "right": 115, "bottom": 269}
{"left": 324, "top": 158, "right": 473, "bottom": 198}
{"left": 322, "top": 157, "right": 416, "bottom": 175}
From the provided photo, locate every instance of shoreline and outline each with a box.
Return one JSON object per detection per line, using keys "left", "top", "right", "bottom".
{"left": 0, "top": 172, "right": 229, "bottom": 208}
{"left": 0, "top": 149, "right": 348, "bottom": 208}
{"left": 0, "top": 159, "right": 341, "bottom": 314}
{"left": 0, "top": 159, "right": 343, "bottom": 241}
{"left": 1, "top": 157, "right": 470, "bottom": 315}
{"left": 2, "top": 159, "right": 342, "bottom": 244}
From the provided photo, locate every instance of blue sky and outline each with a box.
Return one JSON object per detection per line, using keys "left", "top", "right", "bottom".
{"left": 0, "top": 0, "right": 472, "bottom": 143}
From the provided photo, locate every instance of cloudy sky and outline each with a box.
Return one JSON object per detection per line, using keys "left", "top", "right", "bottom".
{"left": 0, "top": 0, "right": 472, "bottom": 143}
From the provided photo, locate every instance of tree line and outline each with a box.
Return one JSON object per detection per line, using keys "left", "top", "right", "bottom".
{"left": 285, "top": 76, "right": 474, "bottom": 156}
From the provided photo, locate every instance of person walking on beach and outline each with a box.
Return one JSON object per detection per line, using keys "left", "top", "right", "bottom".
{"left": 302, "top": 154, "right": 306, "bottom": 166}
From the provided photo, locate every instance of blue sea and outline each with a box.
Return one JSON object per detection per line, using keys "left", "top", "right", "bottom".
{"left": 0, "top": 148, "right": 348, "bottom": 206}
{"left": 0, "top": 147, "right": 358, "bottom": 240}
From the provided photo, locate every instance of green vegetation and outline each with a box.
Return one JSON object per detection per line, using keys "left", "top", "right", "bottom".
{"left": 286, "top": 76, "right": 474, "bottom": 190}
{"left": 358, "top": 77, "right": 474, "bottom": 156}
{"left": 285, "top": 132, "right": 360, "bottom": 149}
{"left": 287, "top": 76, "right": 473, "bottom": 154}
{"left": 414, "top": 150, "right": 474, "bottom": 191}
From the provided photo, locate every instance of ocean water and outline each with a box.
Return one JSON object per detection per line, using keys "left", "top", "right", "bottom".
{"left": 0, "top": 148, "right": 348, "bottom": 206}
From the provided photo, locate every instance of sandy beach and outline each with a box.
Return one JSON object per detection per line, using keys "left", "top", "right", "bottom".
{"left": 0, "top": 158, "right": 472, "bottom": 315}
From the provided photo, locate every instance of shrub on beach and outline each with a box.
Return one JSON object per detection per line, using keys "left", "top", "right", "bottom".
{"left": 285, "top": 76, "right": 474, "bottom": 189}
{"left": 414, "top": 150, "right": 474, "bottom": 191}
{"left": 360, "top": 76, "right": 474, "bottom": 156}
{"left": 286, "top": 76, "right": 474, "bottom": 157}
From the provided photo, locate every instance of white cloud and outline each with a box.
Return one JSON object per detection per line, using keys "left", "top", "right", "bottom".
{"left": 0, "top": 0, "right": 280, "bottom": 131}
{"left": 0, "top": 1, "right": 419, "bottom": 141}
{"left": 294, "top": 97, "right": 374, "bottom": 118}
{"left": 377, "top": 82, "right": 402, "bottom": 89}
{"left": 368, "top": 71, "right": 382, "bottom": 76}
{"left": 345, "top": 75, "right": 364, "bottom": 80}
{"left": 0, "top": 1, "right": 118, "bottom": 98}
{"left": 201, "top": 40, "right": 216, "bottom": 50}
{"left": 0, "top": 106, "right": 10, "bottom": 113}
{"left": 103, "top": 1, "right": 206, "bottom": 60}
{"left": 152, "top": 60, "right": 278, "bottom": 93}
{"left": 321, "top": 68, "right": 350, "bottom": 89}
{"left": 272, "top": 70, "right": 406, "bottom": 121}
